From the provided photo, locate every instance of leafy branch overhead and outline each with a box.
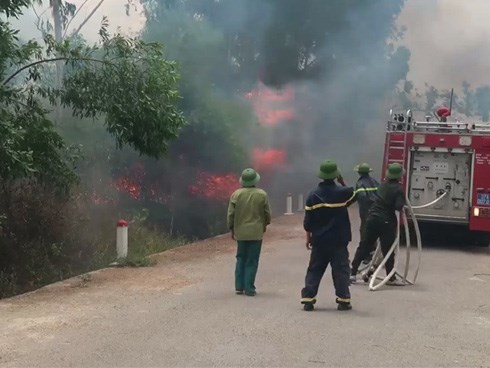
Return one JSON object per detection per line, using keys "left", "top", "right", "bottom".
{"left": 1, "top": 3, "right": 186, "bottom": 186}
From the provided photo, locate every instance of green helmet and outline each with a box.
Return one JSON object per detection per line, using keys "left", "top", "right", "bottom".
{"left": 354, "top": 163, "right": 373, "bottom": 174}
{"left": 385, "top": 163, "right": 405, "bottom": 180}
{"left": 239, "top": 168, "right": 260, "bottom": 187}
{"left": 318, "top": 160, "right": 340, "bottom": 180}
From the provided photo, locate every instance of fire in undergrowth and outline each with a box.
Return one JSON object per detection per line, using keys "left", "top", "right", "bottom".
{"left": 188, "top": 172, "right": 239, "bottom": 201}
{"left": 252, "top": 148, "right": 286, "bottom": 171}
{"left": 114, "top": 176, "right": 141, "bottom": 200}
{"left": 245, "top": 82, "right": 296, "bottom": 126}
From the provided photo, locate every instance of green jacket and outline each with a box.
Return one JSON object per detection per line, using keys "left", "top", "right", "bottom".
{"left": 227, "top": 187, "right": 272, "bottom": 241}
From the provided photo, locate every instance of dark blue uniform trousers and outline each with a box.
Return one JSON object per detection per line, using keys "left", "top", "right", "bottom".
{"left": 301, "top": 243, "right": 351, "bottom": 302}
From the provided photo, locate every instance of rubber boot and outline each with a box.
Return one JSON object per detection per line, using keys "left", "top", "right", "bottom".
{"left": 301, "top": 298, "right": 317, "bottom": 311}
{"left": 336, "top": 298, "right": 352, "bottom": 311}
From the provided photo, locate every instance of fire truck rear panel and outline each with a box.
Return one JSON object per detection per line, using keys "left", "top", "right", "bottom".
{"left": 408, "top": 147, "right": 471, "bottom": 224}
{"left": 384, "top": 131, "right": 490, "bottom": 232}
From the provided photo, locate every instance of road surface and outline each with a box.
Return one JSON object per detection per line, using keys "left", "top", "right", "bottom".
{"left": 1, "top": 210, "right": 489, "bottom": 367}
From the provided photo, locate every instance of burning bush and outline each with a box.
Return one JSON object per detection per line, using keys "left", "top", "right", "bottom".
{"left": 188, "top": 172, "right": 239, "bottom": 201}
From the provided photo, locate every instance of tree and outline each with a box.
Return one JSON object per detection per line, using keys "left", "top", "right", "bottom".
{"left": 32, "top": 0, "right": 108, "bottom": 119}
{"left": 460, "top": 81, "right": 474, "bottom": 116}
{"left": 424, "top": 85, "right": 439, "bottom": 112}
{"left": 142, "top": 0, "right": 407, "bottom": 88}
{"left": 475, "top": 86, "right": 490, "bottom": 122}
{"left": 113, "top": 5, "right": 254, "bottom": 237}
{"left": 0, "top": 0, "right": 186, "bottom": 187}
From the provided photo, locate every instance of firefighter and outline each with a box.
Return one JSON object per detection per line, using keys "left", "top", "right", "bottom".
{"left": 350, "top": 163, "right": 405, "bottom": 285}
{"left": 227, "top": 168, "right": 272, "bottom": 296}
{"left": 301, "top": 160, "right": 354, "bottom": 312}
{"left": 353, "top": 163, "right": 380, "bottom": 264}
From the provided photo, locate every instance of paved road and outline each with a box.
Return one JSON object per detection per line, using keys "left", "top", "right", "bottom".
{"left": 1, "top": 211, "right": 489, "bottom": 367}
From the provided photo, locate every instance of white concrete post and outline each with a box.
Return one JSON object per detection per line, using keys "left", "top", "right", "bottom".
{"left": 116, "top": 219, "right": 128, "bottom": 259}
{"left": 285, "top": 193, "right": 294, "bottom": 215}
{"left": 297, "top": 193, "right": 304, "bottom": 212}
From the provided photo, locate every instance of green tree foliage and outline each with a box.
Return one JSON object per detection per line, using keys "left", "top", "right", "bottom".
{"left": 0, "top": 0, "right": 188, "bottom": 297}
{"left": 1, "top": 1, "right": 186, "bottom": 187}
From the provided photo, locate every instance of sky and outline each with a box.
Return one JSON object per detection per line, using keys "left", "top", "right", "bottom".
{"left": 11, "top": 0, "right": 490, "bottom": 92}
{"left": 14, "top": 0, "right": 145, "bottom": 41}
{"left": 399, "top": 0, "right": 490, "bottom": 91}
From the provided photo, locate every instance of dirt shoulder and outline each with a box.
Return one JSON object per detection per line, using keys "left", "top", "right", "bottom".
{"left": 0, "top": 213, "right": 303, "bottom": 308}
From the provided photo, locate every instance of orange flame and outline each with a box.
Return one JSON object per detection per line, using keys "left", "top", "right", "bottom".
{"left": 188, "top": 172, "right": 239, "bottom": 201}
{"left": 252, "top": 148, "right": 287, "bottom": 171}
{"left": 114, "top": 177, "right": 141, "bottom": 200}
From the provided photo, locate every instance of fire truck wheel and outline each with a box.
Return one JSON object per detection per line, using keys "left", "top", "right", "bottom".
{"left": 469, "top": 233, "right": 490, "bottom": 247}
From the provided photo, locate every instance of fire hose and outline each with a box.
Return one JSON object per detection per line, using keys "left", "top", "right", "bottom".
{"left": 358, "top": 190, "right": 448, "bottom": 291}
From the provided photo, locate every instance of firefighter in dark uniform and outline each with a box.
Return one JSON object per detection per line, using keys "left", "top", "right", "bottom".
{"left": 301, "top": 160, "right": 354, "bottom": 311}
{"left": 353, "top": 163, "right": 379, "bottom": 264}
{"left": 350, "top": 163, "right": 405, "bottom": 285}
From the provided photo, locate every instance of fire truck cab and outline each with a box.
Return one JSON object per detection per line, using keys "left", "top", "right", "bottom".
{"left": 382, "top": 108, "right": 490, "bottom": 246}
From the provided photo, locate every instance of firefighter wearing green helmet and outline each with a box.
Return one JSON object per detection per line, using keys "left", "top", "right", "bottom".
{"left": 350, "top": 163, "right": 406, "bottom": 285}
{"left": 353, "top": 163, "right": 379, "bottom": 263}
{"left": 300, "top": 160, "right": 355, "bottom": 312}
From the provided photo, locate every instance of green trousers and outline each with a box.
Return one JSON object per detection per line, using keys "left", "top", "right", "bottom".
{"left": 235, "top": 240, "right": 262, "bottom": 293}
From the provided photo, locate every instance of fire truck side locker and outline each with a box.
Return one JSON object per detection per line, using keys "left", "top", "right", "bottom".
{"left": 469, "top": 143, "right": 490, "bottom": 232}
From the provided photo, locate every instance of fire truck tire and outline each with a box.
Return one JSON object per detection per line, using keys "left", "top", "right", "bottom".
{"left": 469, "top": 232, "right": 490, "bottom": 247}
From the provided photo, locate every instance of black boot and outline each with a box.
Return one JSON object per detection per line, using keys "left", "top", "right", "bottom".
{"left": 303, "top": 303, "right": 314, "bottom": 311}
{"left": 362, "top": 268, "right": 374, "bottom": 283}
{"left": 301, "top": 297, "right": 316, "bottom": 311}
{"left": 336, "top": 298, "right": 352, "bottom": 311}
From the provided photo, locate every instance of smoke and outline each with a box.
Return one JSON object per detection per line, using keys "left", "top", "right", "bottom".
{"left": 399, "top": 0, "right": 490, "bottom": 91}
{"left": 225, "top": 0, "right": 410, "bottom": 206}
{"left": 18, "top": 0, "right": 413, "bottom": 238}
{"left": 134, "top": 0, "right": 411, "bottom": 213}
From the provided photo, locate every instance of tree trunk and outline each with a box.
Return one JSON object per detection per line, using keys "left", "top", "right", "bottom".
{"left": 51, "top": 0, "right": 64, "bottom": 121}
{"left": 51, "top": 0, "right": 63, "bottom": 86}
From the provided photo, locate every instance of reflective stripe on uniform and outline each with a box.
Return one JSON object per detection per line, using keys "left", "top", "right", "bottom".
{"left": 300, "top": 297, "right": 317, "bottom": 304}
{"left": 355, "top": 187, "right": 378, "bottom": 193}
{"left": 304, "top": 187, "right": 376, "bottom": 211}
{"left": 336, "top": 297, "right": 351, "bottom": 303}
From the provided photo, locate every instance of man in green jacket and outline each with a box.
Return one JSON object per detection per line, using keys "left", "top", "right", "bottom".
{"left": 227, "top": 168, "right": 272, "bottom": 296}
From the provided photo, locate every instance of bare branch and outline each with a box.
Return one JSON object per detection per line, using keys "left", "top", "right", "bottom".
{"left": 62, "top": 0, "right": 91, "bottom": 39}
{"left": 32, "top": 5, "right": 50, "bottom": 34}
{"left": 3, "top": 57, "right": 113, "bottom": 86}
{"left": 35, "top": 5, "right": 51, "bottom": 19}
{"left": 71, "top": 0, "right": 106, "bottom": 38}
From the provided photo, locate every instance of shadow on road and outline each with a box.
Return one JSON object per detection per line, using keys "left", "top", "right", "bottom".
{"left": 414, "top": 237, "right": 489, "bottom": 255}
{"left": 400, "top": 239, "right": 489, "bottom": 255}
{"left": 401, "top": 223, "right": 490, "bottom": 255}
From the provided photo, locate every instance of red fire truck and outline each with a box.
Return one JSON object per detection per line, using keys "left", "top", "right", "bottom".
{"left": 382, "top": 106, "right": 490, "bottom": 246}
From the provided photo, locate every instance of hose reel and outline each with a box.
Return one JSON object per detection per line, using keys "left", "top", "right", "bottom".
{"left": 356, "top": 190, "right": 448, "bottom": 291}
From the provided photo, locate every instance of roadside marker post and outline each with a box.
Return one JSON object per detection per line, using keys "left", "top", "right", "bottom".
{"left": 285, "top": 193, "right": 294, "bottom": 215}
{"left": 116, "top": 219, "right": 128, "bottom": 259}
{"left": 297, "top": 193, "right": 304, "bottom": 212}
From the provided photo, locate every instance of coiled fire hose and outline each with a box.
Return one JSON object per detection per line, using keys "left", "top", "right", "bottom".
{"left": 360, "top": 190, "right": 448, "bottom": 291}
